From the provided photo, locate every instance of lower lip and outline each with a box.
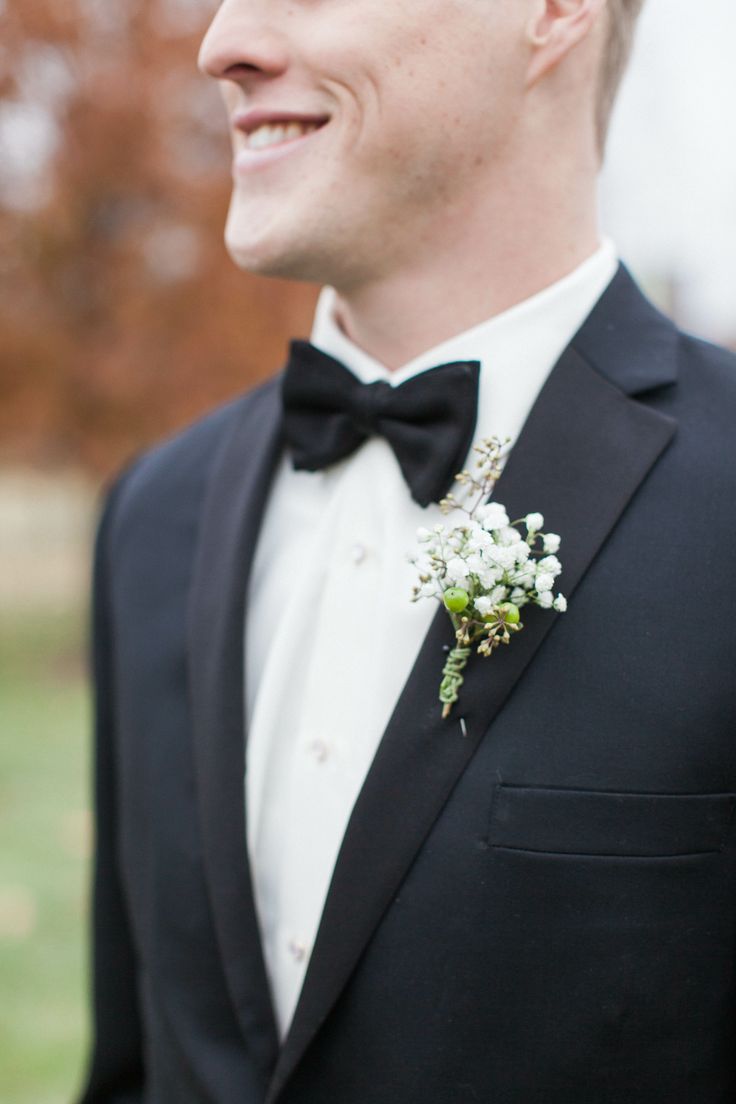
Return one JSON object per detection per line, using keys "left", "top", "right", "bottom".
{"left": 232, "top": 126, "right": 325, "bottom": 175}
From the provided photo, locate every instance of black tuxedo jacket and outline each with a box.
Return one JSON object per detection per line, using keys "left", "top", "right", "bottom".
{"left": 78, "top": 266, "right": 736, "bottom": 1104}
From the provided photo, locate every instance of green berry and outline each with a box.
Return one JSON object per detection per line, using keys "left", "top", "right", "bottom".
{"left": 498, "top": 601, "right": 520, "bottom": 624}
{"left": 443, "top": 587, "right": 470, "bottom": 613}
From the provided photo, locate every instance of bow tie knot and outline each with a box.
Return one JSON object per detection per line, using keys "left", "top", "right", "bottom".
{"left": 281, "top": 340, "right": 481, "bottom": 507}
{"left": 346, "top": 378, "right": 393, "bottom": 435}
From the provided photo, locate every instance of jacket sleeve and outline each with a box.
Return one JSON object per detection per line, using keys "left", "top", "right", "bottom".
{"left": 76, "top": 466, "right": 146, "bottom": 1104}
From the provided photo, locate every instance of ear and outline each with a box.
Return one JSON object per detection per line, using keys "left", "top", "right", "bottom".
{"left": 524, "top": 0, "right": 606, "bottom": 87}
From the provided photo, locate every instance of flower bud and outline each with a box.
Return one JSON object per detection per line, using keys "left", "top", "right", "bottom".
{"left": 497, "top": 601, "right": 521, "bottom": 624}
{"left": 443, "top": 587, "right": 470, "bottom": 613}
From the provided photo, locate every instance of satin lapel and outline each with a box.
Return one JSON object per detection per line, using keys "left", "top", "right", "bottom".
{"left": 266, "top": 273, "right": 679, "bottom": 1103}
{"left": 187, "top": 377, "right": 285, "bottom": 1076}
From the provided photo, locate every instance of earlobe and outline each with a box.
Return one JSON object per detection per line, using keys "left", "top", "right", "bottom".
{"left": 525, "top": 0, "right": 602, "bottom": 46}
{"left": 526, "top": 23, "right": 550, "bottom": 48}
{"left": 525, "top": 0, "right": 554, "bottom": 48}
{"left": 524, "top": 0, "right": 602, "bottom": 87}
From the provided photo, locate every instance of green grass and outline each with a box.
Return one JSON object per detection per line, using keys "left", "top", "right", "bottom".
{"left": 0, "top": 608, "right": 92, "bottom": 1103}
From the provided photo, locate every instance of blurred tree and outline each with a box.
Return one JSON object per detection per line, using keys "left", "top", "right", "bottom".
{"left": 0, "top": 0, "right": 317, "bottom": 476}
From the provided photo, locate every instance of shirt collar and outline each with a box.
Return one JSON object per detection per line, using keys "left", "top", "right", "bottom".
{"left": 310, "top": 237, "right": 619, "bottom": 451}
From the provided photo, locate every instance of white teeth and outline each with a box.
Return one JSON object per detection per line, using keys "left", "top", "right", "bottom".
{"left": 245, "top": 121, "right": 321, "bottom": 150}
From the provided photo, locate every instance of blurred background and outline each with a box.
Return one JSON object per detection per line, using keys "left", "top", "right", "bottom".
{"left": 1, "top": 0, "right": 734, "bottom": 1100}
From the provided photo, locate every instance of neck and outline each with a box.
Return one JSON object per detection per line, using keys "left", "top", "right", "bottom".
{"left": 332, "top": 157, "right": 601, "bottom": 371}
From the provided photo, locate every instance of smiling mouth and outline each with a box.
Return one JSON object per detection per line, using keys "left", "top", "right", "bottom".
{"left": 243, "top": 119, "right": 326, "bottom": 150}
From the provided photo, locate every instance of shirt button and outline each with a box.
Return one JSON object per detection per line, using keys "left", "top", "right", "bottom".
{"left": 351, "top": 543, "right": 367, "bottom": 564}
{"left": 287, "top": 938, "right": 307, "bottom": 963}
{"left": 308, "top": 738, "right": 330, "bottom": 762}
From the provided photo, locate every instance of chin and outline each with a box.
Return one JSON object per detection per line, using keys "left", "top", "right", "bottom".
{"left": 224, "top": 231, "right": 350, "bottom": 289}
{"left": 225, "top": 240, "right": 291, "bottom": 279}
{"left": 223, "top": 206, "right": 323, "bottom": 282}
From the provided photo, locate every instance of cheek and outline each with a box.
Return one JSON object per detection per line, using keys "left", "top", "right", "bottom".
{"left": 328, "top": 50, "right": 451, "bottom": 166}
{"left": 311, "top": 4, "right": 524, "bottom": 184}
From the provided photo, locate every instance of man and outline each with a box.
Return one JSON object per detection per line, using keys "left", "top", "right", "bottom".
{"left": 77, "top": 1, "right": 736, "bottom": 1101}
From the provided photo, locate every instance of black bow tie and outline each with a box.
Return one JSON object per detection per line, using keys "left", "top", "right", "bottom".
{"left": 280, "top": 340, "right": 481, "bottom": 507}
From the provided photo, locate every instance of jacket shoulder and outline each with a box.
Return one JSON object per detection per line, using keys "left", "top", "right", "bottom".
{"left": 678, "top": 330, "right": 736, "bottom": 392}
{"left": 100, "top": 373, "right": 282, "bottom": 536}
{"left": 660, "top": 330, "right": 736, "bottom": 517}
{"left": 671, "top": 329, "right": 736, "bottom": 444}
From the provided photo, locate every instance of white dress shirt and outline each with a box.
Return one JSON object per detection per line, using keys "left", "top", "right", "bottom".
{"left": 244, "top": 240, "right": 618, "bottom": 1039}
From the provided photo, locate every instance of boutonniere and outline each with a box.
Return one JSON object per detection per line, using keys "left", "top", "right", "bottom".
{"left": 409, "top": 437, "right": 566, "bottom": 719}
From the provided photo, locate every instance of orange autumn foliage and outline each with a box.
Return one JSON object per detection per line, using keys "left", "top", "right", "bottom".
{"left": 0, "top": 0, "right": 317, "bottom": 477}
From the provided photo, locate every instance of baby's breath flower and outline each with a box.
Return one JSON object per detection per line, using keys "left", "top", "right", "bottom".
{"left": 537, "top": 590, "right": 554, "bottom": 609}
{"left": 488, "top": 545, "right": 516, "bottom": 570}
{"left": 535, "top": 572, "right": 555, "bottom": 593}
{"left": 446, "top": 557, "right": 470, "bottom": 585}
{"left": 525, "top": 512, "right": 544, "bottom": 532}
{"left": 478, "top": 565, "right": 504, "bottom": 590}
{"left": 513, "top": 542, "right": 531, "bottom": 565}
{"left": 513, "top": 565, "right": 536, "bottom": 588}
{"left": 543, "top": 532, "right": 561, "bottom": 553}
{"left": 477, "top": 502, "right": 510, "bottom": 531}
{"left": 553, "top": 594, "right": 568, "bottom": 612}
{"left": 466, "top": 553, "right": 485, "bottom": 576}
{"left": 538, "top": 555, "right": 561, "bottom": 575}
{"left": 467, "top": 526, "right": 493, "bottom": 553}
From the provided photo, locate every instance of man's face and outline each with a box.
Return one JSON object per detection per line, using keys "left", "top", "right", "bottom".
{"left": 198, "top": 0, "right": 530, "bottom": 287}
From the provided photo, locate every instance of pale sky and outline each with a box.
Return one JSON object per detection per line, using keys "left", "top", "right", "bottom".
{"left": 600, "top": 0, "right": 736, "bottom": 342}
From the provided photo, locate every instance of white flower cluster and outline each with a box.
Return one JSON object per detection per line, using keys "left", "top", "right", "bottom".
{"left": 412, "top": 506, "right": 566, "bottom": 616}
{"left": 409, "top": 436, "right": 566, "bottom": 718}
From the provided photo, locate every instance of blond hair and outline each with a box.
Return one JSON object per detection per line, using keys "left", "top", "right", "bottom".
{"left": 597, "top": 0, "right": 646, "bottom": 151}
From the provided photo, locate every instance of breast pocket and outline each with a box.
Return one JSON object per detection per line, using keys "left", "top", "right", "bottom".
{"left": 488, "top": 784, "right": 736, "bottom": 858}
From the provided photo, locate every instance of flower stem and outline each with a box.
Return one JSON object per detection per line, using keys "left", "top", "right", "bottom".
{"left": 439, "top": 645, "right": 472, "bottom": 718}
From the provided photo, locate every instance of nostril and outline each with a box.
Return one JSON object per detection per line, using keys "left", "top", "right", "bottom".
{"left": 197, "top": 25, "right": 291, "bottom": 81}
{"left": 223, "top": 61, "right": 266, "bottom": 79}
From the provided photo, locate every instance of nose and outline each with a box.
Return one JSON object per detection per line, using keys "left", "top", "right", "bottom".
{"left": 197, "top": 1, "right": 290, "bottom": 82}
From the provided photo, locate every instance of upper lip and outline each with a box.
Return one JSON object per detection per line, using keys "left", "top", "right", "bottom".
{"left": 232, "top": 109, "right": 330, "bottom": 136}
